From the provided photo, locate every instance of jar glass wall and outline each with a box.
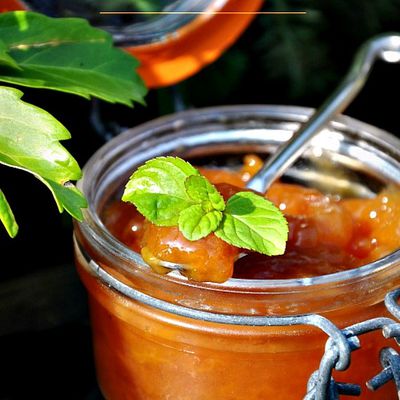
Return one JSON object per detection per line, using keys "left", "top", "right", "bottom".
{"left": 74, "top": 106, "right": 400, "bottom": 399}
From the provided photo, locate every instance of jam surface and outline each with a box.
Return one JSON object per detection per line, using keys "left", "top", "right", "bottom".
{"left": 104, "top": 155, "right": 400, "bottom": 282}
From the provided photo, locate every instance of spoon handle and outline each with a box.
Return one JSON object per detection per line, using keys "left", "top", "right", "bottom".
{"left": 246, "top": 33, "right": 400, "bottom": 193}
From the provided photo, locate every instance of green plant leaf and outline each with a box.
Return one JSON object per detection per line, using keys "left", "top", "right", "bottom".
{"left": 0, "top": 86, "right": 87, "bottom": 226}
{"left": 45, "top": 179, "right": 87, "bottom": 221}
{"left": 0, "top": 11, "right": 146, "bottom": 106}
{"left": 185, "top": 175, "right": 225, "bottom": 212}
{"left": 0, "top": 189, "right": 18, "bottom": 238}
{"left": 0, "top": 40, "right": 20, "bottom": 69}
{"left": 178, "top": 204, "right": 222, "bottom": 241}
{"left": 122, "top": 157, "right": 200, "bottom": 226}
{"left": 215, "top": 191, "right": 288, "bottom": 256}
{"left": 0, "top": 86, "right": 81, "bottom": 181}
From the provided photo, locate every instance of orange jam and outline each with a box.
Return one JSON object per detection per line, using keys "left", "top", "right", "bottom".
{"left": 75, "top": 155, "right": 400, "bottom": 400}
{"left": 104, "top": 155, "right": 400, "bottom": 283}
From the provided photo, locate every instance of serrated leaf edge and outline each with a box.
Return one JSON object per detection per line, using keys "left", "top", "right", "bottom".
{"left": 215, "top": 191, "right": 288, "bottom": 256}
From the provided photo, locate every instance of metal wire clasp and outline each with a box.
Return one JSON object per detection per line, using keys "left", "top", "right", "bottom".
{"left": 305, "top": 288, "right": 400, "bottom": 399}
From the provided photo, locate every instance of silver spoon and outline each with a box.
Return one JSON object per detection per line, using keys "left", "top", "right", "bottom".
{"left": 148, "top": 33, "right": 400, "bottom": 274}
{"left": 246, "top": 33, "right": 400, "bottom": 193}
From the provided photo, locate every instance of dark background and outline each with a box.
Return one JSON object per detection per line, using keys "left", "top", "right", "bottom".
{"left": 1, "top": 0, "right": 400, "bottom": 398}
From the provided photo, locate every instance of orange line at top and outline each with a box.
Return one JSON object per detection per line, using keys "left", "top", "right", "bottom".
{"left": 99, "top": 11, "right": 307, "bottom": 15}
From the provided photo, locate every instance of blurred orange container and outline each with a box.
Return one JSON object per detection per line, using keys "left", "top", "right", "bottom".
{"left": 0, "top": 0, "right": 26, "bottom": 12}
{"left": 123, "top": 0, "right": 263, "bottom": 87}
{"left": 1, "top": 0, "right": 263, "bottom": 88}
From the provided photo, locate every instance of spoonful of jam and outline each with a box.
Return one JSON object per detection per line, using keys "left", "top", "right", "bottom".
{"left": 117, "top": 33, "right": 400, "bottom": 283}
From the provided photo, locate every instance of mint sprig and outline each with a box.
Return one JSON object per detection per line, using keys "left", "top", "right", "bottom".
{"left": 122, "top": 157, "right": 200, "bottom": 226}
{"left": 122, "top": 157, "right": 288, "bottom": 256}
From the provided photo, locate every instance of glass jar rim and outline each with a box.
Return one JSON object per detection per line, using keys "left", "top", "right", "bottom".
{"left": 77, "top": 104, "right": 400, "bottom": 292}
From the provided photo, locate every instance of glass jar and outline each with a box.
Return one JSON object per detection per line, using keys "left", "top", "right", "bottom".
{"left": 118, "top": 0, "right": 263, "bottom": 88}
{"left": 74, "top": 106, "right": 400, "bottom": 399}
{"left": 15, "top": 0, "right": 263, "bottom": 88}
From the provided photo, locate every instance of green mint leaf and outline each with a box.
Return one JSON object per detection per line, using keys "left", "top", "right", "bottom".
{"left": 122, "top": 157, "right": 200, "bottom": 226}
{"left": 185, "top": 175, "right": 225, "bottom": 212}
{"left": 178, "top": 204, "right": 223, "bottom": 240}
{"left": 0, "top": 11, "right": 147, "bottom": 106}
{"left": 215, "top": 191, "right": 288, "bottom": 256}
{"left": 0, "top": 189, "right": 18, "bottom": 238}
{"left": 0, "top": 86, "right": 87, "bottom": 228}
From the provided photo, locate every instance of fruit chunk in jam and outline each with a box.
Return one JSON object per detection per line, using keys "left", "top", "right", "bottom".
{"left": 104, "top": 155, "right": 400, "bottom": 282}
{"left": 140, "top": 222, "right": 239, "bottom": 283}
